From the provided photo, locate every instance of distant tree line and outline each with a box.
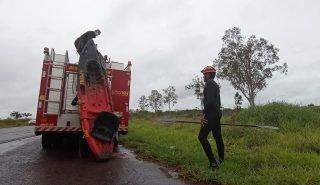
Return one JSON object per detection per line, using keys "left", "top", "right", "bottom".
{"left": 9, "top": 111, "right": 32, "bottom": 119}
{"left": 138, "top": 85, "right": 178, "bottom": 112}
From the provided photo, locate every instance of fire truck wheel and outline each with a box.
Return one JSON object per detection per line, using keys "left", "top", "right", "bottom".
{"left": 79, "top": 138, "right": 91, "bottom": 158}
{"left": 41, "top": 133, "right": 52, "bottom": 149}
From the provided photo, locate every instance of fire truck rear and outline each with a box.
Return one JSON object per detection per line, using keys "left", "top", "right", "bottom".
{"left": 35, "top": 48, "right": 131, "bottom": 155}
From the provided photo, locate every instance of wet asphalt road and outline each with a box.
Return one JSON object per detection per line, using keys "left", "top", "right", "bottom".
{"left": 0, "top": 126, "right": 35, "bottom": 144}
{"left": 0, "top": 127, "right": 197, "bottom": 185}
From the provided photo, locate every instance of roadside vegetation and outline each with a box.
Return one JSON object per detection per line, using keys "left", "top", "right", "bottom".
{"left": 121, "top": 102, "right": 320, "bottom": 185}
{"left": 0, "top": 111, "right": 32, "bottom": 128}
{"left": 0, "top": 119, "right": 29, "bottom": 128}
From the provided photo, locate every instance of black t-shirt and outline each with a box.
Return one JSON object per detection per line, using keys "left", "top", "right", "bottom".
{"left": 203, "top": 78, "right": 221, "bottom": 118}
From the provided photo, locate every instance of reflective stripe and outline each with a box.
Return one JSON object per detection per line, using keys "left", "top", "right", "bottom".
{"left": 35, "top": 126, "right": 82, "bottom": 132}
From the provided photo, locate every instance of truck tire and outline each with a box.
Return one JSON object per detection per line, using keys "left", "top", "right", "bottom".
{"left": 41, "top": 133, "right": 52, "bottom": 149}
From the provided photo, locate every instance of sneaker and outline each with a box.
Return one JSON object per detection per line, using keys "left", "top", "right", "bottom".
{"left": 219, "top": 159, "right": 223, "bottom": 164}
{"left": 209, "top": 157, "right": 221, "bottom": 170}
{"left": 209, "top": 162, "right": 219, "bottom": 170}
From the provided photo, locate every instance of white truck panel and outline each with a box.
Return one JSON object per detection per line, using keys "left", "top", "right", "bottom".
{"left": 51, "top": 67, "right": 64, "bottom": 77}
{"left": 47, "top": 102, "right": 60, "bottom": 114}
{"left": 64, "top": 73, "right": 78, "bottom": 112}
{"left": 111, "top": 62, "right": 124, "bottom": 70}
{"left": 54, "top": 54, "right": 66, "bottom": 63}
{"left": 48, "top": 91, "right": 60, "bottom": 102}
{"left": 50, "top": 79, "right": 62, "bottom": 89}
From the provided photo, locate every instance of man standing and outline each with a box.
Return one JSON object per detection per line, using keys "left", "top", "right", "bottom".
{"left": 71, "top": 29, "right": 101, "bottom": 106}
{"left": 198, "top": 66, "right": 224, "bottom": 169}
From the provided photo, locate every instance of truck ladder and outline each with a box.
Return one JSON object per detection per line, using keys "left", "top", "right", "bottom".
{"left": 44, "top": 50, "right": 69, "bottom": 115}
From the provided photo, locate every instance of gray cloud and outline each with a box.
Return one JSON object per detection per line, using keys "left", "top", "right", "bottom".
{"left": 0, "top": 0, "right": 319, "bottom": 117}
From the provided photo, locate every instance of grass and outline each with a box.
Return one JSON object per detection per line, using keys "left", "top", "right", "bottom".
{"left": 121, "top": 103, "right": 320, "bottom": 185}
{"left": 0, "top": 119, "right": 29, "bottom": 128}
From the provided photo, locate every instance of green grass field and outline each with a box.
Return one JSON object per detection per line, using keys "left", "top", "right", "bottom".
{"left": 0, "top": 119, "right": 29, "bottom": 128}
{"left": 121, "top": 103, "right": 320, "bottom": 185}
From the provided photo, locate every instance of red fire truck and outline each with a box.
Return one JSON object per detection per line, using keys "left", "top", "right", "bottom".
{"left": 35, "top": 48, "right": 131, "bottom": 159}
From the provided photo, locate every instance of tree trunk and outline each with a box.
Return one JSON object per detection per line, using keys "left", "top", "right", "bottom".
{"left": 248, "top": 96, "right": 255, "bottom": 107}
{"left": 200, "top": 98, "right": 204, "bottom": 109}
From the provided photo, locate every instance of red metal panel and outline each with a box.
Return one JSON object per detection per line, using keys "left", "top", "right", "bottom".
{"left": 109, "top": 69, "right": 131, "bottom": 134}
{"left": 36, "top": 58, "right": 58, "bottom": 126}
{"left": 44, "top": 60, "right": 52, "bottom": 113}
{"left": 36, "top": 60, "right": 49, "bottom": 126}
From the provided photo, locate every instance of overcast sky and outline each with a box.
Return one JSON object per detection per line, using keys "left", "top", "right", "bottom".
{"left": 0, "top": 0, "right": 319, "bottom": 118}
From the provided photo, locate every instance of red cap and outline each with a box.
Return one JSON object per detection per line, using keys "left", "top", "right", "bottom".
{"left": 201, "top": 66, "right": 216, "bottom": 74}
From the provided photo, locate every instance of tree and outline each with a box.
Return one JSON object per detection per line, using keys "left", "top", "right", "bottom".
{"left": 163, "top": 85, "right": 178, "bottom": 111}
{"left": 10, "top": 111, "right": 32, "bottom": 119}
{"left": 10, "top": 111, "right": 22, "bottom": 119}
{"left": 148, "top": 90, "right": 163, "bottom": 112}
{"left": 214, "top": 27, "right": 288, "bottom": 106}
{"left": 234, "top": 92, "right": 243, "bottom": 109}
{"left": 22, "top": 112, "right": 32, "bottom": 119}
{"left": 138, "top": 95, "right": 149, "bottom": 111}
{"left": 185, "top": 75, "right": 205, "bottom": 108}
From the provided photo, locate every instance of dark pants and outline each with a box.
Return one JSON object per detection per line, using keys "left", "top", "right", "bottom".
{"left": 198, "top": 116, "right": 224, "bottom": 163}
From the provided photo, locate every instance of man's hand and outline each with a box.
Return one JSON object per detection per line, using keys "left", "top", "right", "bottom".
{"left": 201, "top": 114, "right": 208, "bottom": 126}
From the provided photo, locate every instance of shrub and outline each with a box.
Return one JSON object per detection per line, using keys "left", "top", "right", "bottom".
{"left": 236, "top": 102, "right": 320, "bottom": 128}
